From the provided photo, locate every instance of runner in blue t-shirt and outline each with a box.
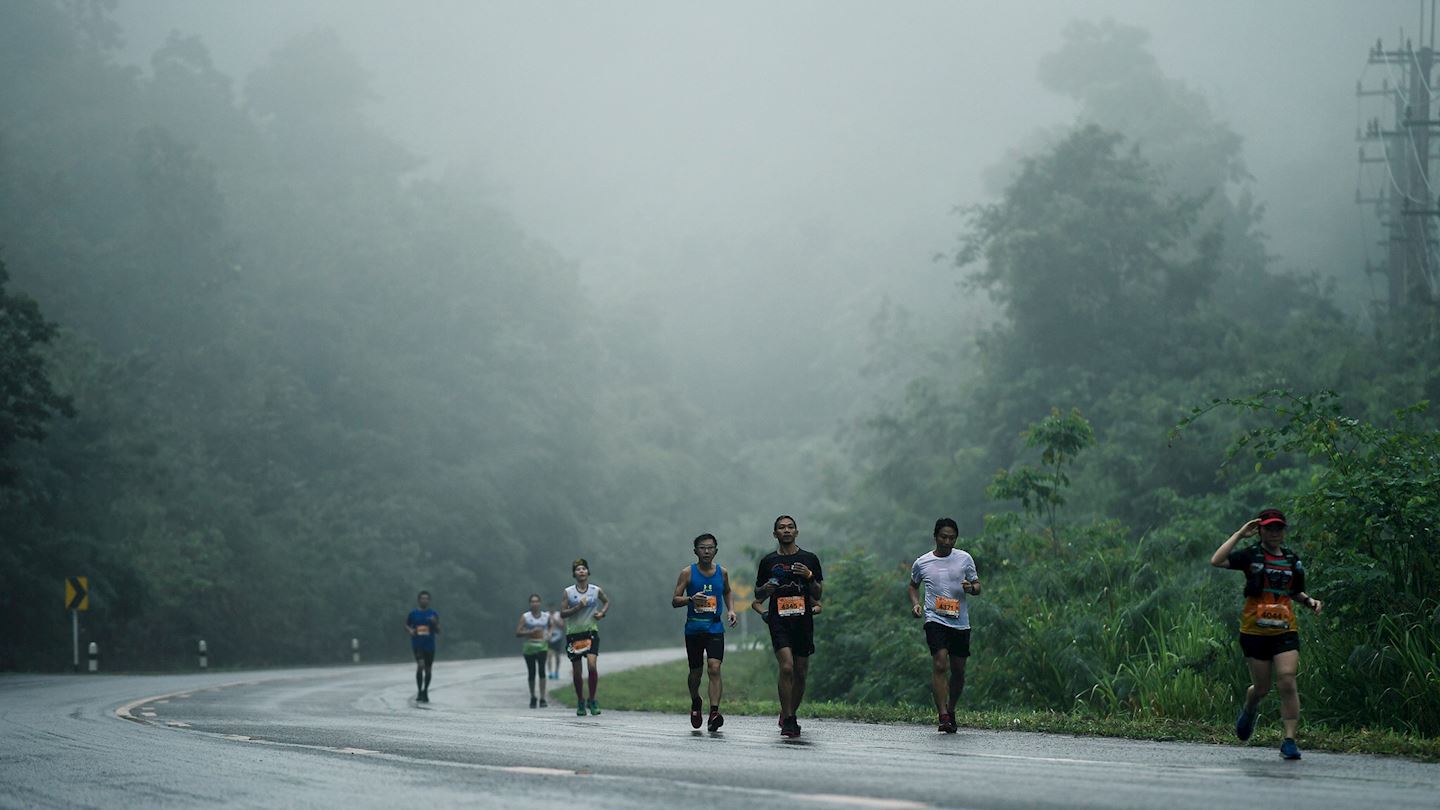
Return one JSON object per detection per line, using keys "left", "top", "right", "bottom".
{"left": 405, "top": 590, "right": 440, "bottom": 702}
{"left": 671, "top": 533, "right": 738, "bottom": 731}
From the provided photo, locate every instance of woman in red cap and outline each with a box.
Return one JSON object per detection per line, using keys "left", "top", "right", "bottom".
{"left": 1210, "top": 509, "right": 1323, "bottom": 759}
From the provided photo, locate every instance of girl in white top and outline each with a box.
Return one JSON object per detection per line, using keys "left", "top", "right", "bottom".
{"left": 514, "top": 593, "right": 553, "bottom": 708}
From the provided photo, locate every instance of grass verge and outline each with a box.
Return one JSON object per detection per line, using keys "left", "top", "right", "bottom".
{"left": 553, "top": 649, "right": 1440, "bottom": 761}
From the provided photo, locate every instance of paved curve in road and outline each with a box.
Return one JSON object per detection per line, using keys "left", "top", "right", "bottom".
{"left": 3, "top": 649, "right": 1438, "bottom": 809}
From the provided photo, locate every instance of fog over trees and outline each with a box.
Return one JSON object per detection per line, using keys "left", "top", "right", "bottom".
{"left": 1, "top": 2, "right": 1435, "bottom": 736}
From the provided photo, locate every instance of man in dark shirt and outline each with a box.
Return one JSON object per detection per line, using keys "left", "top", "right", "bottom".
{"left": 753, "top": 515, "right": 823, "bottom": 738}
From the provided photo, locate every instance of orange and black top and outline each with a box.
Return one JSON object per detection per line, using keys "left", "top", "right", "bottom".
{"left": 1225, "top": 543, "right": 1306, "bottom": 636}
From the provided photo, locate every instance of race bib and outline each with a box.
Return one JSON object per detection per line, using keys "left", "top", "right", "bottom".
{"left": 1256, "top": 601, "right": 1293, "bottom": 630}
{"left": 694, "top": 594, "right": 717, "bottom": 613}
{"left": 934, "top": 596, "right": 961, "bottom": 618}
{"left": 415, "top": 625, "right": 431, "bottom": 636}
{"left": 776, "top": 596, "right": 806, "bottom": 617}
{"left": 568, "top": 637, "right": 593, "bottom": 655}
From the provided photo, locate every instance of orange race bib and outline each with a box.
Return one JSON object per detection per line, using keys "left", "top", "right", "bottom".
{"left": 694, "top": 594, "right": 717, "bottom": 613}
{"left": 776, "top": 596, "right": 806, "bottom": 617}
{"left": 568, "top": 637, "right": 593, "bottom": 655}
{"left": 415, "top": 625, "right": 431, "bottom": 636}
{"left": 1255, "top": 601, "right": 1294, "bottom": 630}
{"left": 934, "top": 596, "right": 961, "bottom": 618}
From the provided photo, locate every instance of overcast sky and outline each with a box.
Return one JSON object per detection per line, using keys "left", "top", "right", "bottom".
{"left": 108, "top": 1, "right": 1424, "bottom": 398}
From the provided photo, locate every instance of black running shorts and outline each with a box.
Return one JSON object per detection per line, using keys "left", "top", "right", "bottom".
{"left": 1239, "top": 631, "right": 1299, "bottom": 661}
{"left": 768, "top": 616, "right": 815, "bottom": 657}
{"left": 685, "top": 632, "right": 725, "bottom": 669}
{"left": 566, "top": 630, "right": 599, "bottom": 661}
{"left": 923, "top": 622, "right": 971, "bottom": 657}
{"left": 413, "top": 648, "right": 435, "bottom": 666}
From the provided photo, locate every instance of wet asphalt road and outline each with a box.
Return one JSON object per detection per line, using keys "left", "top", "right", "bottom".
{"left": 2, "top": 649, "right": 1438, "bottom": 809}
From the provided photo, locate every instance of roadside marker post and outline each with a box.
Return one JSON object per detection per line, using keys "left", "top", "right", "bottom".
{"left": 198, "top": 639, "right": 208, "bottom": 670}
{"left": 65, "top": 576, "right": 89, "bottom": 673}
{"left": 352, "top": 637, "right": 360, "bottom": 664}
{"left": 88, "top": 642, "right": 98, "bottom": 673}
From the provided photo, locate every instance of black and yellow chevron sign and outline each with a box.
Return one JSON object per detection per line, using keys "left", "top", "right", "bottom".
{"left": 65, "top": 576, "right": 89, "bottom": 611}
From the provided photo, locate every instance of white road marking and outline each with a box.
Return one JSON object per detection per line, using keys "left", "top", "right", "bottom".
{"left": 140, "top": 711, "right": 157, "bottom": 717}
{"left": 336, "top": 748, "right": 379, "bottom": 755}
{"left": 799, "top": 796, "right": 930, "bottom": 810}
{"left": 165, "top": 721, "right": 191, "bottom": 728}
{"left": 501, "top": 766, "right": 583, "bottom": 776}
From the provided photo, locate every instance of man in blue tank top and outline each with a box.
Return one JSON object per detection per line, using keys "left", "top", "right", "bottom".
{"left": 671, "top": 533, "right": 737, "bottom": 731}
{"left": 405, "top": 590, "right": 440, "bottom": 702}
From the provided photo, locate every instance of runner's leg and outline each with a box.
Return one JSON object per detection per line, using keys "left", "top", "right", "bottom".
{"left": 707, "top": 656, "right": 723, "bottom": 707}
{"left": 525, "top": 654, "right": 539, "bottom": 698}
{"left": 571, "top": 655, "right": 585, "bottom": 702}
{"left": 792, "top": 655, "right": 809, "bottom": 713}
{"left": 586, "top": 653, "right": 599, "bottom": 701}
{"left": 930, "top": 649, "right": 949, "bottom": 714}
{"left": 688, "top": 665, "right": 703, "bottom": 704}
{"left": 1273, "top": 650, "right": 1300, "bottom": 739}
{"left": 947, "top": 655, "right": 967, "bottom": 714}
{"left": 774, "top": 646, "right": 796, "bottom": 718}
{"left": 1244, "top": 656, "right": 1273, "bottom": 713}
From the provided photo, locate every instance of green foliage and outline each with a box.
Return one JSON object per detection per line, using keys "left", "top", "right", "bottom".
{"left": 988, "top": 408, "right": 1094, "bottom": 539}
{"left": 0, "top": 1, "right": 787, "bottom": 670}
{"left": 0, "top": 256, "right": 74, "bottom": 485}
{"left": 1174, "top": 390, "right": 1440, "bottom": 612}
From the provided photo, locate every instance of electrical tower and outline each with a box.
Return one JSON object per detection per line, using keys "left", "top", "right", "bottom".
{"left": 1356, "top": 2, "right": 1440, "bottom": 314}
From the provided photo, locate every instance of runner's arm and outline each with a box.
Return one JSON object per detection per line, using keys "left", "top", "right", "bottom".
{"left": 404, "top": 618, "right": 415, "bottom": 637}
{"left": 1211, "top": 519, "right": 1260, "bottom": 567}
{"left": 1294, "top": 592, "right": 1323, "bottom": 614}
{"left": 515, "top": 616, "right": 534, "bottom": 638}
{"left": 594, "top": 588, "right": 610, "bottom": 619}
{"left": 722, "top": 567, "right": 737, "bottom": 626}
{"left": 908, "top": 580, "right": 923, "bottom": 617}
{"left": 672, "top": 569, "right": 692, "bottom": 608}
{"left": 559, "top": 591, "right": 576, "bottom": 617}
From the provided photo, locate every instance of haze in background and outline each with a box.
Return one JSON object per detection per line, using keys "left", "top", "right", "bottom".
{"left": 112, "top": 0, "right": 1397, "bottom": 434}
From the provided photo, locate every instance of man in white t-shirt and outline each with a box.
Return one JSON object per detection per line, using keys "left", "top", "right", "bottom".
{"left": 908, "top": 517, "right": 980, "bottom": 734}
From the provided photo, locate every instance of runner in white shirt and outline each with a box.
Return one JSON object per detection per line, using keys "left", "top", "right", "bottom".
{"left": 908, "top": 517, "right": 980, "bottom": 734}
{"left": 514, "top": 594, "right": 553, "bottom": 708}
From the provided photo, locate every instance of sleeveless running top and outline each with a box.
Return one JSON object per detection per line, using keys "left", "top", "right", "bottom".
{"left": 564, "top": 584, "right": 603, "bottom": 634}
{"left": 520, "top": 610, "right": 550, "bottom": 654}
{"left": 685, "top": 564, "right": 726, "bottom": 635}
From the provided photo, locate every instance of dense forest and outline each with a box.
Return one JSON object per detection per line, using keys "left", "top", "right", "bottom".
{"left": 809, "top": 22, "right": 1440, "bottom": 736}
{"left": 0, "top": 0, "right": 791, "bottom": 669}
{"left": 2, "top": 2, "right": 1436, "bottom": 737}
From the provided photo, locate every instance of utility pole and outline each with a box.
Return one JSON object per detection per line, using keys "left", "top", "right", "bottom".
{"left": 1357, "top": 1, "right": 1440, "bottom": 315}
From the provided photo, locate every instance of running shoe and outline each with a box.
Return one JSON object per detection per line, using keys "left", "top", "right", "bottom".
{"left": 707, "top": 710, "right": 724, "bottom": 732}
{"left": 1235, "top": 707, "right": 1256, "bottom": 742}
{"left": 778, "top": 713, "right": 785, "bottom": 729}
{"left": 576, "top": 704, "right": 586, "bottom": 716}
{"left": 530, "top": 696, "right": 538, "bottom": 709}
{"left": 939, "top": 713, "right": 958, "bottom": 734}
{"left": 419, "top": 691, "right": 429, "bottom": 703}
{"left": 1280, "top": 738, "right": 1302, "bottom": 760}
{"left": 587, "top": 699, "right": 601, "bottom": 716}
{"left": 690, "top": 708, "right": 703, "bottom": 729}
{"left": 539, "top": 699, "right": 548, "bottom": 708}
{"left": 780, "top": 716, "right": 801, "bottom": 738}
